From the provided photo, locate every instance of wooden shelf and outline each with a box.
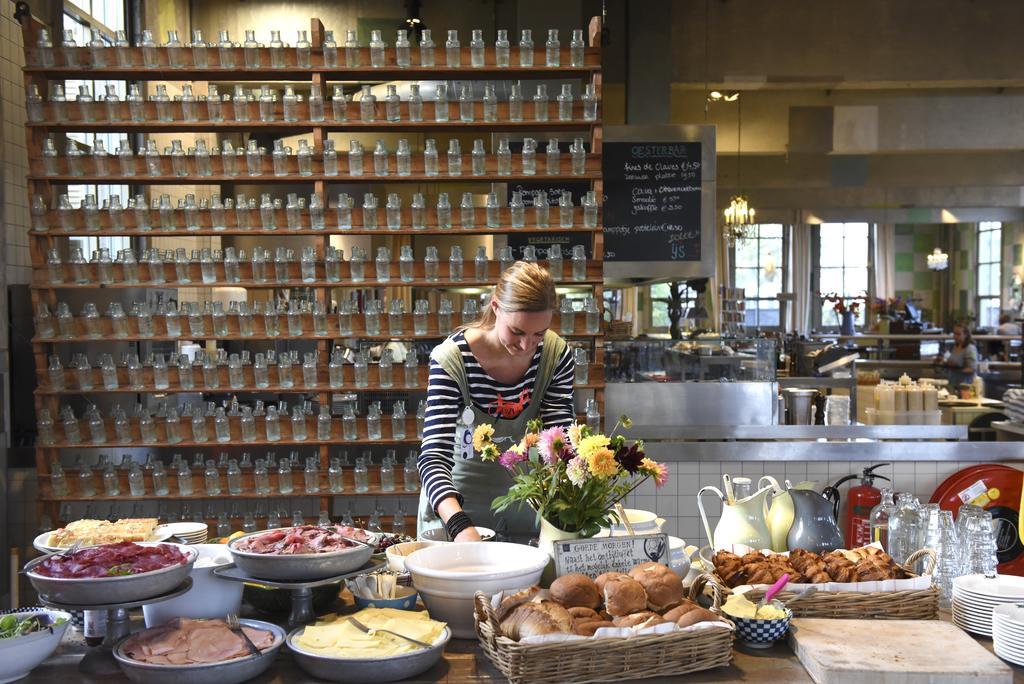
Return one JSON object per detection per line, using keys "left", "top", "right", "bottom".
{"left": 36, "top": 364, "right": 605, "bottom": 395}
{"left": 32, "top": 206, "right": 602, "bottom": 235}
{"left": 24, "top": 45, "right": 601, "bottom": 80}
{"left": 33, "top": 261, "right": 604, "bottom": 290}
{"left": 35, "top": 311, "right": 604, "bottom": 344}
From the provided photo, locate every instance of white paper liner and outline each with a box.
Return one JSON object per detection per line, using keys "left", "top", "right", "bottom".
{"left": 708, "top": 542, "right": 933, "bottom": 594}
{"left": 488, "top": 590, "right": 734, "bottom": 644}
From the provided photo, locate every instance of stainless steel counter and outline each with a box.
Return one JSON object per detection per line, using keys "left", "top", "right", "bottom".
{"left": 632, "top": 425, "right": 967, "bottom": 440}
{"left": 643, "top": 440, "right": 1024, "bottom": 461}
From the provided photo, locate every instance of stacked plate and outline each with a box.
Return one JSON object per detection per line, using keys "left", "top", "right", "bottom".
{"left": 160, "top": 522, "right": 209, "bottom": 545}
{"left": 992, "top": 604, "right": 1024, "bottom": 666}
{"left": 951, "top": 574, "right": 1024, "bottom": 637}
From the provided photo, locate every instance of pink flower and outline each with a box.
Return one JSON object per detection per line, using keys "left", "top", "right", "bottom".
{"left": 641, "top": 457, "right": 670, "bottom": 488}
{"left": 537, "top": 426, "right": 569, "bottom": 465}
{"left": 499, "top": 449, "right": 526, "bottom": 471}
{"left": 566, "top": 456, "right": 589, "bottom": 486}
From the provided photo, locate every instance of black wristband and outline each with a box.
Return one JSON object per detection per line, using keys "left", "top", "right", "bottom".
{"left": 445, "top": 511, "right": 474, "bottom": 540}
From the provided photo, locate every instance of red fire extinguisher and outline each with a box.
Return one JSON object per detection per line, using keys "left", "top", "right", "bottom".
{"left": 825, "top": 464, "right": 891, "bottom": 547}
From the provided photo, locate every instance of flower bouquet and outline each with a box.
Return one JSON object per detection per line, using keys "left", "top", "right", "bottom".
{"left": 473, "top": 416, "right": 668, "bottom": 538}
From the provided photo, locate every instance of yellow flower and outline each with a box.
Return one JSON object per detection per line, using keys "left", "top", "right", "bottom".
{"left": 523, "top": 432, "right": 540, "bottom": 449}
{"left": 576, "top": 434, "right": 611, "bottom": 461}
{"left": 586, "top": 447, "right": 620, "bottom": 479}
{"left": 567, "top": 423, "right": 584, "bottom": 449}
{"left": 510, "top": 441, "right": 525, "bottom": 455}
{"left": 473, "top": 424, "right": 495, "bottom": 451}
{"left": 481, "top": 444, "right": 500, "bottom": 462}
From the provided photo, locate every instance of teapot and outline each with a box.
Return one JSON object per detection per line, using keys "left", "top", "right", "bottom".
{"left": 698, "top": 476, "right": 778, "bottom": 550}
{"left": 786, "top": 480, "right": 845, "bottom": 553}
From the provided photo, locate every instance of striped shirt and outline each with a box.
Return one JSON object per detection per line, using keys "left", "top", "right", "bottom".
{"left": 418, "top": 331, "right": 576, "bottom": 512}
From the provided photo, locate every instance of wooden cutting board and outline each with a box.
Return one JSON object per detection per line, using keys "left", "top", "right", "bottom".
{"left": 788, "top": 618, "right": 1013, "bottom": 684}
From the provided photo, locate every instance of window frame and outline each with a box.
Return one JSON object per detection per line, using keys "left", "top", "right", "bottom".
{"left": 645, "top": 281, "right": 697, "bottom": 335}
{"left": 976, "top": 221, "right": 1003, "bottom": 329}
{"left": 730, "top": 223, "right": 788, "bottom": 331}
{"left": 811, "top": 222, "right": 875, "bottom": 330}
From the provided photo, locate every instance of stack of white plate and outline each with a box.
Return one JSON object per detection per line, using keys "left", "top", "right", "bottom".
{"left": 992, "top": 604, "right": 1024, "bottom": 666}
{"left": 951, "top": 574, "right": 1024, "bottom": 637}
{"left": 159, "top": 522, "right": 209, "bottom": 545}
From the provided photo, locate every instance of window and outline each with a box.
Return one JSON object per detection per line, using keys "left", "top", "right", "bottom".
{"left": 732, "top": 224, "right": 785, "bottom": 328}
{"left": 815, "top": 222, "right": 872, "bottom": 328}
{"left": 977, "top": 221, "right": 1002, "bottom": 329}
{"left": 648, "top": 282, "right": 696, "bottom": 331}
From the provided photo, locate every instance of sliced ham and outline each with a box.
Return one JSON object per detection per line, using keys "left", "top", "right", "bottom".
{"left": 234, "top": 525, "right": 372, "bottom": 555}
{"left": 122, "top": 618, "right": 276, "bottom": 666}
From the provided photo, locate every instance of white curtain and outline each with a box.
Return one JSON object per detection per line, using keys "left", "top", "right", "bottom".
{"left": 874, "top": 223, "right": 896, "bottom": 299}
{"left": 789, "top": 224, "right": 813, "bottom": 334}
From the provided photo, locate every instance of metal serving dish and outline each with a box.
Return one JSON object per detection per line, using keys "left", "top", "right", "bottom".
{"left": 227, "top": 530, "right": 375, "bottom": 581}
{"left": 112, "top": 618, "right": 285, "bottom": 684}
{"left": 286, "top": 625, "right": 450, "bottom": 683}
{"left": 24, "top": 542, "right": 197, "bottom": 606}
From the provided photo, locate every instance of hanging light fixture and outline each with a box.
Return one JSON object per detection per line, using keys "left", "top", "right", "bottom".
{"left": 927, "top": 247, "right": 949, "bottom": 271}
{"left": 723, "top": 93, "right": 755, "bottom": 241}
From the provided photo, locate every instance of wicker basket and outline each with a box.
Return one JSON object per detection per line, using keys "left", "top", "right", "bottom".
{"left": 706, "top": 549, "right": 939, "bottom": 621}
{"left": 473, "top": 575, "right": 734, "bottom": 684}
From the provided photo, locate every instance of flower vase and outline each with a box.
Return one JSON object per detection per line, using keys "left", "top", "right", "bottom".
{"left": 537, "top": 516, "right": 580, "bottom": 586}
{"left": 840, "top": 310, "right": 856, "bottom": 336}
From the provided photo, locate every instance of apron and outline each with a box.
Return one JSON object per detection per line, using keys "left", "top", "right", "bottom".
{"left": 417, "top": 330, "right": 567, "bottom": 544}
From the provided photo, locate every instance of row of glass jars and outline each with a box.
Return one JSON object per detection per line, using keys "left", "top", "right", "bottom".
{"left": 49, "top": 448, "right": 421, "bottom": 498}
{"left": 30, "top": 82, "right": 598, "bottom": 124}
{"left": 37, "top": 398, "right": 420, "bottom": 446}
{"left": 33, "top": 189, "right": 600, "bottom": 232}
{"left": 40, "top": 135, "right": 591, "bottom": 179}
{"left": 37, "top": 27, "right": 587, "bottom": 70}
{"left": 47, "top": 243, "right": 591, "bottom": 285}
{"left": 33, "top": 293, "right": 601, "bottom": 340}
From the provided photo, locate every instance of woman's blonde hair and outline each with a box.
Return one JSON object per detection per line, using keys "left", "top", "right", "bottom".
{"left": 461, "top": 261, "right": 557, "bottom": 331}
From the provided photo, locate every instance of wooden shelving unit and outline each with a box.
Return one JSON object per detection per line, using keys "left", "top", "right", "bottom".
{"left": 19, "top": 13, "right": 605, "bottom": 530}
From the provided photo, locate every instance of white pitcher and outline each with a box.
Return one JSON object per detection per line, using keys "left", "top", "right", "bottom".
{"left": 698, "top": 476, "right": 778, "bottom": 550}
{"left": 761, "top": 477, "right": 817, "bottom": 551}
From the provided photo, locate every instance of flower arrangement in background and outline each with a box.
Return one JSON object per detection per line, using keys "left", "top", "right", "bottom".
{"left": 822, "top": 292, "right": 864, "bottom": 316}
{"left": 473, "top": 416, "right": 668, "bottom": 537}
{"left": 872, "top": 295, "right": 905, "bottom": 318}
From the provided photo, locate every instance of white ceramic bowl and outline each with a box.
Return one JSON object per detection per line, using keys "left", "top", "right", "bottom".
{"left": 0, "top": 609, "right": 72, "bottom": 683}
{"left": 404, "top": 542, "right": 549, "bottom": 639}
{"left": 386, "top": 540, "right": 447, "bottom": 574}
{"left": 142, "top": 544, "right": 242, "bottom": 627}
{"left": 418, "top": 526, "right": 495, "bottom": 543}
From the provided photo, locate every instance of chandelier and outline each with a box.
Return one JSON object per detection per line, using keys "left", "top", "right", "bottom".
{"left": 926, "top": 247, "right": 949, "bottom": 271}
{"left": 722, "top": 93, "right": 755, "bottom": 241}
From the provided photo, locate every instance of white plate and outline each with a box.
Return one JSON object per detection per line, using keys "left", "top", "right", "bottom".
{"left": 952, "top": 619, "right": 991, "bottom": 637}
{"left": 951, "top": 606, "right": 992, "bottom": 623}
{"left": 994, "top": 644, "right": 1024, "bottom": 667}
{"left": 953, "top": 574, "right": 1024, "bottom": 599}
{"left": 993, "top": 631, "right": 1024, "bottom": 651}
{"left": 952, "top": 590, "right": 1024, "bottom": 605}
{"left": 992, "top": 603, "right": 1024, "bottom": 627}
{"left": 33, "top": 525, "right": 174, "bottom": 554}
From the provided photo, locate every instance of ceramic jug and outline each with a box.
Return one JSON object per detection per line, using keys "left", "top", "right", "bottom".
{"left": 762, "top": 478, "right": 817, "bottom": 552}
{"left": 698, "top": 479, "right": 776, "bottom": 550}
{"left": 786, "top": 483, "right": 845, "bottom": 553}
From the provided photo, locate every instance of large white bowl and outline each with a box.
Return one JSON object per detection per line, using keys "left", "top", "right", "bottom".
{"left": 0, "top": 608, "right": 72, "bottom": 683}
{"left": 385, "top": 540, "right": 447, "bottom": 574}
{"left": 404, "top": 542, "right": 548, "bottom": 639}
{"left": 142, "top": 544, "right": 242, "bottom": 627}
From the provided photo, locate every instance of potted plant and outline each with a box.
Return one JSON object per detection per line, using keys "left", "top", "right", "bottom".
{"left": 822, "top": 292, "right": 864, "bottom": 335}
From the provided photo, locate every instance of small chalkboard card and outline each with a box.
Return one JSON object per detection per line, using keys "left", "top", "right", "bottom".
{"left": 553, "top": 533, "right": 670, "bottom": 578}
{"left": 602, "top": 141, "right": 703, "bottom": 262}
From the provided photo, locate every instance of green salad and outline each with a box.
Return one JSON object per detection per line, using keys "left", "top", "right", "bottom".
{"left": 0, "top": 613, "right": 66, "bottom": 640}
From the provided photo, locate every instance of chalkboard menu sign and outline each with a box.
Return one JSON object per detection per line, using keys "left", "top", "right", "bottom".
{"left": 602, "top": 141, "right": 702, "bottom": 262}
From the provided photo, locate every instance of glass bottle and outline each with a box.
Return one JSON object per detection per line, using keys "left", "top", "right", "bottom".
{"left": 408, "top": 83, "right": 423, "bottom": 121}
{"left": 572, "top": 245, "right": 588, "bottom": 280}
{"left": 519, "top": 29, "right": 534, "bottom": 66}
{"left": 434, "top": 83, "right": 448, "bottom": 121}
{"left": 340, "top": 405, "right": 356, "bottom": 441}
{"left": 291, "top": 407, "right": 307, "bottom": 441}
{"left": 411, "top": 299, "right": 430, "bottom": 336}
{"left": 583, "top": 190, "right": 599, "bottom": 227}
{"left": 243, "top": 29, "right": 260, "bottom": 67}
{"left": 41, "top": 136, "right": 58, "bottom": 176}
{"left": 277, "top": 458, "right": 293, "bottom": 493}
{"left": 349, "top": 139, "right": 364, "bottom": 176}
{"left": 438, "top": 297, "right": 454, "bottom": 333}
{"left": 869, "top": 488, "right": 897, "bottom": 552}
{"left": 304, "top": 457, "right": 319, "bottom": 492}
{"left": 215, "top": 406, "right": 231, "bottom": 442}
{"left": 474, "top": 245, "right": 489, "bottom": 281}
{"left": 373, "top": 139, "right": 389, "bottom": 175}
{"left": 359, "top": 85, "right": 376, "bottom": 121}
{"left": 140, "top": 29, "right": 158, "bottom": 67}
{"left": 449, "top": 245, "right": 464, "bottom": 281}
{"left": 546, "top": 137, "right": 561, "bottom": 174}
{"left": 283, "top": 86, "right": 298, "bottom": 121}
{"left": 251, "top": 459, "right": 269, "bottom": 494}
{"left": 344, "top": 29, "right": 360, "bottom": 66}
{"left": 583, "top": 83, "right": 598, "bottom": 120}
{"left": 545, "top": 29, "right": 562, "bottom": 67}
{"left": 380, "top": 453, "right": 396, "bottom": 491}
{"left": 102, "top": 464, "right": 119, "bottom": 496}
{"left": 391, "top": 402, "right": 407, "bottom": 440}
{"left": 416, "top": 400, "right": 427, "bottom": 438}
{"left": 586, "top": 398, "right": 601, "bottom": 432}
{"left": 354, "top": 456, "right": 369, "bottom": 492}
{"left": 508, "top": 189, "right": 525, "bottom": 228}
{"left": 200, "top": 460, "right": 219, "bottom": 495}
{"left": 152, "top": 461, "right": 169, "bottom": 495}
{"left": 521, "top": 137, "right": 537, "bottom": 176}
{"left": 296, "top": 29, "right": 311, "bottom": 67}
{"left": 369, "top": 29, "right": 386, "bottom": 67}
{"left": 36, "top": 28, "right": 55, "bottom": 67}
{"left": 322, "top": 29, "right": 338, "bottom": 66}
{"left": 395, "top": 29, "right": 410, "bottom": 67}
{"left": 419, "top": 28, "right": 435, "bottom": 66}
{"left": 547, "top": 244, "right": 565, "bottom": 280}
{"left": 331, "top": 86, "right": 347, "bottom": 121}
{"left": 153, "top": 84, "right": 172, "bottom": 122}
{"left": 375, "top": 246, "right": 391, "bottom": 282}
{"left": 560, "top": 298, "right": 576, "bottom": 334}
{"left": 533, "top": 84, "right": 549, "bottom": 121}
{"left": 461, "top": 298, "right": 479, "bottom": 326}
{"left": 459, "top": 83, "right": 474, "bottom": 122}
{"left": 309, "top": 84, "right": 324, "bottom": 121}
{"left": 237, "top": 405, "right": 255, "bottom": 442}
{"left": 584, "top": 296, "right": 601, "bottom": 333}
{"left": 202, "top": 353, "right": 220, "bottom": 389}
{"left": 278, "top": 351, "right": 296, "bottom": 388}
{"left": 559, "top": 190, "right": 574, "bottom": 227}
{"left": 570, "top": 28, "right": 586, "bottom": 66}
{"left": 445, "top": 29, "right": 461, "bottom": 66}
{"left": 265, "top": 405, "right": 281, "bottom": 442}
{"left": 404, "top": 452, "right": 420, "bottom": 491}
{"left": 328, "top": 457, "right": 345, "bottom": 493}
{"left": 165, "top": 29, "right": 184, "bottom": 68}
{"left": 570, "top": 137, "right": 587, "bottom": 175}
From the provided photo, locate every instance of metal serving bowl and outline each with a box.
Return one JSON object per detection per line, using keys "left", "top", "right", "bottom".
{"left": 286, "top": 625, "right": 450, "bottom": 683}
{"left": 227, "top": 530, "right": 374, "bottom": 581}
{"left": 112, "top": 618, "right": 285, "bottom": 684}
{"left": 24, "top": 542, "right": 197, "bottom": 606}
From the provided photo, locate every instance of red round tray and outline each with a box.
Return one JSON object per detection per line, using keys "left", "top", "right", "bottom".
{"left": 930, "top": 464, "right": 1024, "bottom": 575}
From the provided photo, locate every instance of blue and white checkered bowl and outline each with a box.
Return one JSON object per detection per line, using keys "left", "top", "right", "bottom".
{"left": 728, "top": 606, "right": 792, "bottom": 648}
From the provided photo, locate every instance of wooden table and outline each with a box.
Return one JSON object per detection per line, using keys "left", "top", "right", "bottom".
{"left": 19, "top": 612, "right": 1024, "bottom": 683}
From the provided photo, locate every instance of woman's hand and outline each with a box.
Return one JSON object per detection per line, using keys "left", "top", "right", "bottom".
{"left": 454, "top": 527, "right": 482, "bottom": 542}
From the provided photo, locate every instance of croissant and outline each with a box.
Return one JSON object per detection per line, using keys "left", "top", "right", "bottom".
{"left": 854, "top": 557, "right": 893, "bottom": 582}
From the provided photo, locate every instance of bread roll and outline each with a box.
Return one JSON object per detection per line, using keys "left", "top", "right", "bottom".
{"left": 661, "top": 600, "right": 700, "bottom": 622}
{"left": 629, "top": 562, "right": 684, "bottom": 611}
{"left": 676, "top": 607, "right": 720, "bottom": 628}
{"left": 594, "top": 571, "right": 630, "bottom": 594}
{"left": 495, "top": 586, "right": 541, "bottom": 622}
{"left": 573, "top": 619, "right": 615, "bottom": 637}
{"left": 612, "top": 611, "right": 665, "bottom": 629}
{"left": 603, "top": 577, "right": 648, "bottom": 617}
{"left": 550, "top": 573, "right": 601, "bottom": 609}
{"left": 567, "top": 606, "right": 600, "bottom": 621}
{"left": 499, "top": 600, "right": 572, "bottom": 640}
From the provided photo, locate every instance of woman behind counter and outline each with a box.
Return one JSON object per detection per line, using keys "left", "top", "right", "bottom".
{"left": 417, "top": 262, "right": 576, "bottom": 543}
{"left": 939, "top": 321, "right": 978, "bottom": 391}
